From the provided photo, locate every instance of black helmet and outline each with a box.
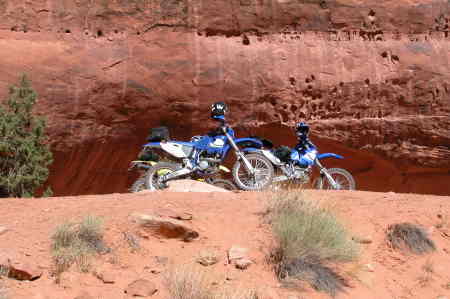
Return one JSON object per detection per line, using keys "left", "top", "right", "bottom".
{"left": 295, "top": 122, "right": 309, "bottom": 138}
{"left": 211, "top": 101, "right": 228, "bottom": 119}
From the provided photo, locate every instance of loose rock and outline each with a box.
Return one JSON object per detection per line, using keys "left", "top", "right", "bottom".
{"left": 125, "top": 279, "right": 158, "bottom": 297}
{"left": 130, "top": 213, "right": 199, "bottom": 242}
{"left": 352, "top": 236, "right": 373, "bottom": 244}
{"left": 235, "top": 258, "right": 252, "bottom": 270}
{"left": 0, "top": 252, "right": 42, "bottom": 281}
{"left": 197, "top": 251, "right": 219, "bottom": 266}
{"left": 228, "top": 246, "right": 249, "bottom": 262}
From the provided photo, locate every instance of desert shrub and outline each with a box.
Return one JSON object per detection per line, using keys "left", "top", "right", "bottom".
{"left": 387, "top": 223, "right": 436, "bottom": 254}
{"left": 0, "top": 75, "right": 53, "bottom": 197}
{"left": 269, "top": 191, "right": 359, "bottom": 296}
{"left": 164, "top": 264, "right": 259, "bottom": 299}
{"left": 51, "top": 215, "right": 106, "bottom": 277}
{"left": 165, "top": 264, "right": 215, "bottom": 299}
{"left": 270, "top": 191, "right": 359, "bottom": 264}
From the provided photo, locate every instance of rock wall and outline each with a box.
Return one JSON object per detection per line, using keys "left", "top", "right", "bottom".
{"left": 0, "top": 0, "right": 449, "bottom": 195}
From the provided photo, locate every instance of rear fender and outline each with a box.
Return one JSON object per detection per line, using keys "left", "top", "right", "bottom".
{"left": 143, "top": 142, "right": 162, "bottom": 148}
{"left": 235, "top": 138, "right": 263, "bottom": 149}
{"left": 317, "top": 153, "right": 344, "bottom": 160}
{"left": 241, "top": 147, "right": 260, "bottom": 153}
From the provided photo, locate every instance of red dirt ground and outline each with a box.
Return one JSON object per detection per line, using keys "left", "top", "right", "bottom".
{"left": 1, "top": 190, "right": 450, "bottom": 299}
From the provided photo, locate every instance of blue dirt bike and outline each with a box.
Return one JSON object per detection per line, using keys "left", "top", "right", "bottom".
{"left": 140, "top": 118, "right": 274, "bottom": 191}
{"left": 243, "top": 138, "right": 356, "bottom": 190}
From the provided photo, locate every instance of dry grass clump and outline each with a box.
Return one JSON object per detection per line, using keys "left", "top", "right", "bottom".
{"left": 51, "top": 215, "right": 107, "bottom": 277}
{"left": 164, "top": 264, "right": 259, "bottom": 299}
{"left": 387, "top": 223, "right": 436, "bottom": 254}
{"left": 268, "top": 191, "right": 359, "bottom": 296}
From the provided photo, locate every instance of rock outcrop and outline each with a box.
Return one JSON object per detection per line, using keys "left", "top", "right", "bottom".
{"left": 0, "top": 0, "right": 448, "bottom": 195}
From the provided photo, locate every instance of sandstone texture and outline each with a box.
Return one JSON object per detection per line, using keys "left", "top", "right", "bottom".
{"left": 0, "top": 0, "right": 448, "bottom": 195}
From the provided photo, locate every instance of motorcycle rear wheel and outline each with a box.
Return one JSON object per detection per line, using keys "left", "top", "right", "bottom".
{"left": 315, "top": 168, "right": 355, "bottom": 190}
{"left": 129, "top": 175, "right": 146, "bottom": 192}
{"left": 144, "top": 162, "right": 180, "bottom": 191}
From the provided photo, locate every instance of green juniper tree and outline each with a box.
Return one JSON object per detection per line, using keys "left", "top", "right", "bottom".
{"left": 0, "top": 75, "right": 53, "bottom": 197}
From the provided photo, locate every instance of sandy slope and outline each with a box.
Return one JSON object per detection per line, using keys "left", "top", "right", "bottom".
{"left": 0, "top": 190, "right": 449, "bottom": 299}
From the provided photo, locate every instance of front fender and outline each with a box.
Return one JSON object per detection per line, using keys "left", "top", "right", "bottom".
{"left": 317, "top": 153, "right": 344, "bottom": 160}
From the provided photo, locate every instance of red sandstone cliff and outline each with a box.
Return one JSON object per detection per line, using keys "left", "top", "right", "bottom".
{"left": 0, "top": 0, "right": 449, "bottom": 195}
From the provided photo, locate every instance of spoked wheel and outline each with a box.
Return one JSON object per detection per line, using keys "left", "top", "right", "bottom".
{"left": 232, "top": 154, "right": 274, "bottom": 191}
{"left": 129, "top": 175, "right": 147, "bottom": 192}
{"left": 315, "top": 168, "right": 356, "bottom": 190}
{"left": 144, "top": 162, "right": 180, "bottom": 191}
{"left": 209, "top": 179, "right": 237, "bottom": 191}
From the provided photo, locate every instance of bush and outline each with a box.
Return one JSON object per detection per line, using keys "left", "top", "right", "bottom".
{"left": 51, "top": 215, "right": 106, "bottom": 278}
{"left": 387, "top": 223, "right": 436, "bottom": 254}
{"left": 0, "top": 75, "right": 53, "bottom": 197}
{"left": 164, "top": 264, "right": 259, "bottom": 299}
{"left": 269, "top": 191, "right": 359, "bottom": 296}
{"left": 165, "top": 264, "right": 214, "bottom": 299}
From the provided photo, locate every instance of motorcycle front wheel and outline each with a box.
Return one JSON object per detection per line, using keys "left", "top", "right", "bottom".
{"left": 315, "top": 168, "right": 356, "bottom": 190}
{"left": 232, "top": 154, "right": 274, "bottom": 191}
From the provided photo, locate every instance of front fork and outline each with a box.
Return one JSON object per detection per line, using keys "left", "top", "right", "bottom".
{"left": 222, "top": 127, "right": 255, "bottom": 175}
{"left": 315, "top": 159, "right": 339, "bottom": 189}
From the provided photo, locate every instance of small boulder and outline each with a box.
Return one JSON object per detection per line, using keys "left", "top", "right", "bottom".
{"left": 125, "top": 279, "right": 157, "bottom": 297}
{"left": 0, "top": 252, "right": 42, "bottom": 281}
{"left": 130, "top": 213, "right": 199, "bottom": 242}
{"left": 196, "top": 251, "right": 219, "bottom": 266}
{"left": 228, "top": 246, "right": 248, "bottom": 263}
{"left": 235, "top": 258, "right": 252, "bottom": 270}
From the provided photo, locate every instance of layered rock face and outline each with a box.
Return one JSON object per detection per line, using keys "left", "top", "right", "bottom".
{"left": 0, "top": 0, "right": 449, "bottom": 195}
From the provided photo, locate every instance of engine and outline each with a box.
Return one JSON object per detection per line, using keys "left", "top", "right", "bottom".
{"left": 197, "top": 151, "right": 222, "bottom": 172}
{"left": 293, "top": 166, "right": 311, "bottom": 183}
